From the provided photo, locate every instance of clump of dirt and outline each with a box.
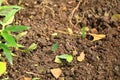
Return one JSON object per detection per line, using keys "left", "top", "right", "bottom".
{"left": 0, "top": 0, "right": 120, "bottom": 80}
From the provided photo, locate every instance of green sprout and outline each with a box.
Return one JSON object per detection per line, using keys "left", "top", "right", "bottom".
{"left": 81, "top": 27, "right": 85, "bottom": 39}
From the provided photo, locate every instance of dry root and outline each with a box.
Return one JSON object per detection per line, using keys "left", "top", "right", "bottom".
{"left": 40, "top": 0, "right": 55, "bottom": 18}
{"left": 68, "top": 0, "right": 83, "bottom": 27}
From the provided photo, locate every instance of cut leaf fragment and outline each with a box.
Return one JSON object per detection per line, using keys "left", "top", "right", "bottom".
{"left": 67, "top": 28, "right": 73, "bottom": 34}
{"left": 52, "top": 33, "right": 58, "bottom": 36}
{"left": 17, "top": 44, "right": 25, "bottom": 48}
{"left": 111, "top": 14, "right": 120, "bottom": 21}
{"left": 11, "top": 53, "right": 17, "bottom": 57}
{"left": 66, "top": 55, "right": 73, "bottom": 63}
{"left": 16, "top": 31, "right": 27, "bottom": 40}
{"left": 55, "top": 56, "right": 62, "bottom": 63}
{"left": 89, "top": 33, "right": 106, "bottom": 41}
{"left": 28, "top": 43, "right": 37, "bottom": 51}
{"left": 77, "top": 51, "right": 85, "bottom": 62}
{"left": 50, "top": 68, "right": 62, "bottom": 79}
{"left": 104, "top": 12, "right": 109, "bottom": 17}
{"left": 0, "top": 62, "right": 6, "bottom": 76}
{"left": 55, "top": 54, "right": 73, "bottom": 63}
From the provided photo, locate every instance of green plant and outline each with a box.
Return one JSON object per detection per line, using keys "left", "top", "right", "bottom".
{"left": 0, "top": 0, "right": 35, "bottom": 65}
{"left": 81, "top": 27, "right": 85, "bottom": 39}
{"left": 81, "top": 27, "right": 89, "bottom": 39}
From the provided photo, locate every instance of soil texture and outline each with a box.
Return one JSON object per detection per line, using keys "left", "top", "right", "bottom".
{"left": 0, "top": 0, "right": 120, "bottom": 80}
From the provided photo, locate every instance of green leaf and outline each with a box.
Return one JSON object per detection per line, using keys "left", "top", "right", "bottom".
{"left": 4, "top": 25, "right": 30, "bottom": 32}
{"left": 0, "top": 62, "right": 6, "bottom": 76}
{"left": 28, "top": 43, "right": 37, "bottom": 51}
{"left": 51, "top": 43, "right": 58, "bottom": 52}
{"left": 0, "top": 6, "right": 22, "bottom": 16}
{"left": 16, "top": 31, "right": 27, "bottom": 40}
{"left": 0, "top": 5, "right": 23, "bottom": 26}
{"left": 0, "top": 6, "right": 22, "bottom": 10}
{"left": 1, "top": 31, "right": 17, "bottom": 47}
{"left": 2, "top": 10, "right": 16, "bottom": 26}
{"left": 0, "top": 9, "right": 12, "bottom": 16}
{"left": 1, "top": 6, "right": 22, "bottom": 26}
{"left": 55, "top": 54, "right": 73, "bottom": 63}
{"left": 0, "top": 44, "right": 13, "bottom": 65}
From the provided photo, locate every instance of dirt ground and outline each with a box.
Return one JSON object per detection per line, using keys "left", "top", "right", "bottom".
{"left": 0, "top": 0, "right": 120, "bottom": 80}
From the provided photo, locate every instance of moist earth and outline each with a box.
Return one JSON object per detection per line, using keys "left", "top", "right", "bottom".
{"left": 0, "top": 0, "right": 120, "bottom": 80}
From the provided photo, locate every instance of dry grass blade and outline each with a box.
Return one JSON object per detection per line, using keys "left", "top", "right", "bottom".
{"left": 89, "top": 33, "right": 106, "bottom": 41}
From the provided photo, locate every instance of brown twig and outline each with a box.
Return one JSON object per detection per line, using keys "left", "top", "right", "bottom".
{"left": 68, "top": 0, "right": 83, "bottom": 27}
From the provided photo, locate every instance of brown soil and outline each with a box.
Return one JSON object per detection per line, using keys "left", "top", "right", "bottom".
{"left": 0, "top": 0, "right": 120, "bottom": 80}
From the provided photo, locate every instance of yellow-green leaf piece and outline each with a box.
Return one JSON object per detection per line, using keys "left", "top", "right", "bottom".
{"left": 0, "top": 62, "right": 6, "bottom": 76}
{"left": 111, "top": 14, "right": 120, "bottom": 21}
